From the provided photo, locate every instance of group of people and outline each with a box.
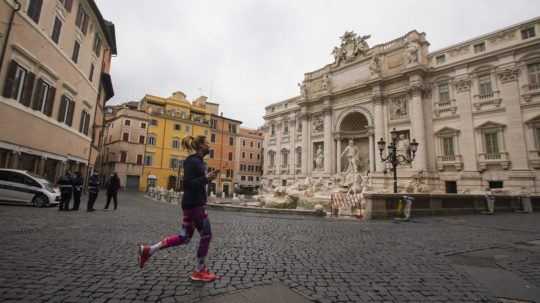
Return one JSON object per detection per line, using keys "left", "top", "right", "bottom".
{"left": 56, "top": 171, "right": 122, "bottom": 211}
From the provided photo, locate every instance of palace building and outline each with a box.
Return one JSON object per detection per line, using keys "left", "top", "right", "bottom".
{"left": 262, "top": 17, "right": 540, "bottom": 193}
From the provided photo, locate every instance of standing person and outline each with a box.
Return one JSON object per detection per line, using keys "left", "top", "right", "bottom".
{"left": 483, "top": 188, "right": 495, "bottom": 215}
{"left": 87, "top": 171, "right": 100, "bottom": 212}
{"left": 71, "top": 171, "right": 83, "bottom": 211}
{"left": 57, "top": 171, "right": 73, "bottom": 211}
{"left": 104, "top": 172, "right": 121, "bottom": 210}
{"left": 137, "top": 135, "right": 219, "bottom": 282}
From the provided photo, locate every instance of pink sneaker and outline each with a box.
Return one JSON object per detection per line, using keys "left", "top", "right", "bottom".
{"left": 138, "top": 245, "right": 151, "bottom": 268}
{"left": 191, "top": 267, "right": 217, "bottom": 282}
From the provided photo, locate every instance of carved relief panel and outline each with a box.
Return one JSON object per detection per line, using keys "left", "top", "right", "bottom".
{"left": 389, "top": 95, "right": 409, "bottom": 120}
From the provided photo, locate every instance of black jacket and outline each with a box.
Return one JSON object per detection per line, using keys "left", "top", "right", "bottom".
{"left": 107, "top": 175, "right": 121, "bottom": 193}
{"left": 72, "top": 175, "right": 83, "bottom": 192}
{"left": 88, "top": 175, "right": 99, "bottom": 194}
{"left": 58, "top": 175, "right": 73, "bottom": 194}
{"left": 181, "top": 154, "right": 208, "bottom": 209}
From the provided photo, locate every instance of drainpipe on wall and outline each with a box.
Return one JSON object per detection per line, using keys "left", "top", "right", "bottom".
{"left": 0, "top": 0, "right": 21, "bottom": 75}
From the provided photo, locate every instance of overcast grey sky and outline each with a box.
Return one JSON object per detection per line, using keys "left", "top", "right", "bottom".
{"left": 96, "top": 0, "right": 540, "bottom": 128}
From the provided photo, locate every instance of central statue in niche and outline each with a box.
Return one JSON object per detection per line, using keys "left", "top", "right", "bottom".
{"left": 341, "top": 139, "right": 360, "bottom": 173}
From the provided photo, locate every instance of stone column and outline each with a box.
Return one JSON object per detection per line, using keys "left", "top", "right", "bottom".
{"left": 373, "top": 96, "right": 385, "bottom": 172}
{"left": 4, "top": 152, "right": 11, "bottom": 169}
{"left": 290, "top": 118, "right": 296, "bottom": 174}
{"left": 10, "top": 151, "right": 20, "bottom": 169}
{"left": 368, "top": 131, "right": 375, "bottom": 173}
{"left": 336, "top": 137, "right": 342, "bottom": 174}
{"left": 56, "top": 160, "right": 66, "bottom": 181}
{"left": 301, "top": 112, "right": 310, "bottom": 176}
{"left": 409, "top": 80, "right": 427, "bottom": 171}
{"left": 38, "top": 157, "right": 46, "bottom": 176}
{"left": 323, "top": 104, "right": 333, "bottom": 175}
{"left": 498, "top": 67, "right": 528, "bottom": 170}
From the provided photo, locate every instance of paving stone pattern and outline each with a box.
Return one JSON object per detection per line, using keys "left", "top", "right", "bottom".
{"left": 0, "top": 192, "right": 539, "bottom": 303}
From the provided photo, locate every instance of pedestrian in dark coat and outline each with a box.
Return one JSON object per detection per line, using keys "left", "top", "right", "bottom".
{"left": 57, "top": 171, "right": 73, "bottom": 211}
{"left": 71, "top": 171, "right": 84, "bottom": 211}
{"left": 104, "top": 173, "right": 121, "bottom": 210}
{"left": 87, "top": 172, "right": 99, "bottom": 212}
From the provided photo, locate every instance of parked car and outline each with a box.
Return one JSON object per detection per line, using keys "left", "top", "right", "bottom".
{"left": 0, "top": 169, "right": 60, "bottom": 207}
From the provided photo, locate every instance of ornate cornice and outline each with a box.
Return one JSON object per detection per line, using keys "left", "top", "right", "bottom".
{"left": 452, "top": 78, "right": 472, "bottom": 93}
{"left": 496, "top": 67, "right": 520, "bottom": 84}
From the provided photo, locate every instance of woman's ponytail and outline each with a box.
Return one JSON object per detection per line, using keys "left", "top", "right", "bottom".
{"left": 182, "top": 135, "right": 207, "bottom": 153}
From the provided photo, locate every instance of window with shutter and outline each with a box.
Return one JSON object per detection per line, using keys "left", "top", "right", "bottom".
{"left": 66, "top": 100, "right": 75, "bottom": 126}
{"left": 120, "top": 151, "right": 127, "bottom": 163}
{"left": 79, "top": 110, "right": 87, "bottom": 133}
{"left": 31, "top": 79, "right": 51, "bottom": 113}
{"left": 2, "top": 61, "right": 18, "bottom": 98}
{"left": 57, "top": 96, "right": 68, "bottom": 122}
{"left": 27, "top": 0, "right": 43, "bottom": 24}
{"left": 72, "top": 41, "right": 80, "bottom": 63}
{"left": 75, "top": 4, "right": 89, "bottom": 34}
{"left": 51, "top": 17, "right": 62, "bottom": 44}
{"left": 3, "top": 61, "right": 29, "bottom": 102}
{"left": 43, "top": 86, "right": 56, "bottom": 116}
{"left": 136, "top": 155, "right": 143, "bottom": 165}
{"left": 20, "top": 72, "right": 35, "bottom": 107}
{"left": 63, "top": 0, "right": 73, "bottom": 12}
{"left": 93, "top": 35, "right": 102, "bottom": 56}
{"left": 89, "top": 64, "right": 95, "bottom": 82}
{"left": 122, "top": 133, "right": 129, "bottom": 142}
{"left": 139, "top": 136, "right": 145, "bottom": 144}
{"left": 83, "top": 112, "right": 90, "bottom": 135}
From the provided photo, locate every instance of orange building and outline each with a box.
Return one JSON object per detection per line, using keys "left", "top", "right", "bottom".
{"left": 207, "top": 113, "right": 241, "bottom": 197}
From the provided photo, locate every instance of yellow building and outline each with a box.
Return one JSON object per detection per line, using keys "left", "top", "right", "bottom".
{"left": 138, "top": 91, "right": 210, "bottom": 191}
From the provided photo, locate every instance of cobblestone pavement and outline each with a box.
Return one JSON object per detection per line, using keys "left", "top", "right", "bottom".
{"left": 1, "top": 191, "right": 539, "bottom": 303}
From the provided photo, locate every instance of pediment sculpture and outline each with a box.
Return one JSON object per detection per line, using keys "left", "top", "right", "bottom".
{"left": 332, "top": 31, "right": 371, "bottom": 66}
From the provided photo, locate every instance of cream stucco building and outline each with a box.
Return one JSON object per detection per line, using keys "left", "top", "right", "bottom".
{"left": 0, "top": 0, "right": 116, "bottom": 182}
{"left": 101, "top": 102, "right": 148, "bottom": 190}
{"left": 262, "top": 17, "right": 540, "bottom": 193}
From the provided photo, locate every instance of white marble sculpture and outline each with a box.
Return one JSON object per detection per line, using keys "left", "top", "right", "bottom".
{"left": 315, "top": 145, "right": 324, "bottom": 170}
{"left": 341, "top": 139, "right": 360, "bottom": 173}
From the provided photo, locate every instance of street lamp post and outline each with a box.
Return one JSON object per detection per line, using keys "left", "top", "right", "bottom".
{"left": 377, "top": 128, "right": 419, "bottom": 193}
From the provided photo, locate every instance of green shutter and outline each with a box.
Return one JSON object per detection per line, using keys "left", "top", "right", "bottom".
{"left": 2, "top": 60, "right": 18, "bottom": 98}
{"left": 20, "top": 72, "right": 35, "bottom": 107}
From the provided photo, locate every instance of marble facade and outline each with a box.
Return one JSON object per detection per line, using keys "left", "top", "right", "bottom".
{"left": 262, "top": 17, "right": 540, "bottom": 194}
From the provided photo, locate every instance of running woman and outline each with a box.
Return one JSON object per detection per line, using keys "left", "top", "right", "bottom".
{"left": 138, "top": 135, "right": 219, "bottom": 282}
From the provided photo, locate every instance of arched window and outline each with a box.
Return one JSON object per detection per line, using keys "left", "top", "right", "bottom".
{"left": 172, "top": 137, "right": 180, "bottom": 149}
{"left": 147, "top": 134, "right": 156, "bottom": 145}
{"left": 281, "top": 149, "right": 289, "bottom": 168}
{"left": 268, "top": 151, "right": 276, "bottom": 167}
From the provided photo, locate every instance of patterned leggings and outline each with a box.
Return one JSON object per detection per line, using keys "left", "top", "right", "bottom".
{"left": 160, "top": 206, "right": 212, "bottom": 258}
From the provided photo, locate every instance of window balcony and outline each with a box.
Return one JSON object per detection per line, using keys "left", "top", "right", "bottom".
{"left": 472, "top": 91, "right": 502, "bottom": 111}
{"left": 528, "top": 150, "right": 540, "bottom": 169}
{"left": 436, "top": 154, "right": 463, "bottom": 171}
{"left": 478, "top": 152, "right": 510, "bottom": 171}
{"left": 433, "top": 99, "right": 458, "bottom": 118}
{"left": 521, "top": 83, "right": 540, "bottom": 103}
